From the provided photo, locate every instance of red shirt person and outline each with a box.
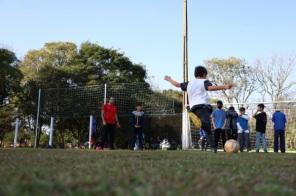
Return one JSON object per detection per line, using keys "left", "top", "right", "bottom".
{"left": 99, "top": 97, "right": 120, "bottom": 150}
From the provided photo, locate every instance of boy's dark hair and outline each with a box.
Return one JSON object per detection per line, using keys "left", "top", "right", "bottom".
{"left": 258, "top": 104, "right": 265, "bottom": 109}
{"left": 194, "top": 66, "right": 208, "bottom": 78}
{"left": 217, "top": 100, "right": 223, "bottom": 105}
{"left": 136, "top": 102, "right": 142, "bottom": 106}
{"left": 229, "top": 106, "right": 235, "bottom": 111}
{"left": 239, "top": 107, "right": 245, "bottom": 112}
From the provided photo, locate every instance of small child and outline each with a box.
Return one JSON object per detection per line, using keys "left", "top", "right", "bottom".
{"left": 253, "top": 104, "right": 268, "bottom": 153}
{"left": 225, "top": 106, "right": 238, "bottom": 140}
{"left": 211, "top": 100, "right": 227, "bottom": 152}
{"left": 131, "top": 103, "right": 145, "bottom": 150}
{"left": 237, "top": 107, "right": 250, "bottom": 152}
{"left": 164, "top": 66, "right": 233, "bottom": 151}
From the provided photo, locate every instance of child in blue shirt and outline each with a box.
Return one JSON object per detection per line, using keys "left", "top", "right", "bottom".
{"left": 211, "top": 101, "right": 226, "bottom": 152}
{"left": 237, "top": 107, "right": 250, "bottom": 152}
{"left": 272, "top": 110, "right": 287, "bottom": 153}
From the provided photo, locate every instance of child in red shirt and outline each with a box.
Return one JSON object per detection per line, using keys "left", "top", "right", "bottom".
{"left": 99, "top": 97, "right": 120, "bottom": 150}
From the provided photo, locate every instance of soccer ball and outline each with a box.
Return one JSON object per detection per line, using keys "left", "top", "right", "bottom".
{"left": 160, "top": 139, "right": 171, "bottom": 150}
{"left": 224, "top": 139, "right": 240, "bottom": 153}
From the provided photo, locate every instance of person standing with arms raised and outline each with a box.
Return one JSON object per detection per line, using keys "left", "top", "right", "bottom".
{"left": 164, "top": 66, "right": 233, "bottom": 151}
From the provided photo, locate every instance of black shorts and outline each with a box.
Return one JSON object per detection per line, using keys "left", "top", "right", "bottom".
{"left": 190, "top": 104, "right": 213, "bottom": 134}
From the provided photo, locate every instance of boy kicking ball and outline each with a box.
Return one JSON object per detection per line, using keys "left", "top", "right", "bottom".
{"left": 164, "top": 66, "right": 233, "bottom": 151}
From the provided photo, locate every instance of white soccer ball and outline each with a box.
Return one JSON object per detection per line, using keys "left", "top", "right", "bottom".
{"left": 160, "top": 139, "right": 171, "bottom": 150}
{"left": 224, "top": 139, "right": 240, "bottom": 153}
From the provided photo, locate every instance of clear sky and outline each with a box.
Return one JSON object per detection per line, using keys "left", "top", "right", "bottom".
{"left": 1, "top": 0, "right": 296, "bottom": 90}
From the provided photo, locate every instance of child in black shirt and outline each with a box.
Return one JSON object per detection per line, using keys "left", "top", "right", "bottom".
{"left": 253, "top": 104, "right": 268, "bottom": 153}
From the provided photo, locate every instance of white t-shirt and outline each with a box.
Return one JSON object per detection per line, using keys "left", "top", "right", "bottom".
{"left": 180, "top": 79, "right": 212, "bottom": 109}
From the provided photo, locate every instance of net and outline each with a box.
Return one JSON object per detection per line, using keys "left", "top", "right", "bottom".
{"left": 40, "top": 83, "right": 175, "bottom": 119}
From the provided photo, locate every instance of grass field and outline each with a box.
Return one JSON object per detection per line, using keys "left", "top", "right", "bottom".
{"left": 0, "top": 149, "right": 295, "bottom": 196}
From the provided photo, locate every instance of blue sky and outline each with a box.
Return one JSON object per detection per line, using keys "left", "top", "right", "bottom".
{"left": 1, "top": 0, "right": 296, "bottom": 90}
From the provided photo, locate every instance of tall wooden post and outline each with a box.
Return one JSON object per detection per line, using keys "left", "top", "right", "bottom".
{"left": 182, "top": 0, "right": 191, "bottom": 149}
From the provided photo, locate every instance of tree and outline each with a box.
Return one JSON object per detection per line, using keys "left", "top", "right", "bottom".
{"left": 0, "top": 48, "right": 22, "bottom": 105}
{"left": 204, "top": 57, "right": 257, "bottom": 103}
{"left": 75, "top": 42, "right": 146, "bottom": 85}
{"left": 19, "top": 41, "right": 149, "bottom": 147}
{"left": 254, "top": 54, "right": 296, "bottom": 102}
{"left": 0, "top": 48, "right": 23, "bottom": 146}
{"left": 20, "top": 42, "right": 77, "bottom": 88}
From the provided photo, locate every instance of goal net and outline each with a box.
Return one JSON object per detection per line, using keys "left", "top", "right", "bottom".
{"left": 40, "top": 83, "right": 175, "bottom": 118}
{"left": 36, "top": 83, "right": 176, "bottom": 148}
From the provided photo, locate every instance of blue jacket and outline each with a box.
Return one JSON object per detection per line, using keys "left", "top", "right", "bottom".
{"left": 131, "top": 111, "right": 145, "bottom": 127}
{"left": 272, "top": 111, "right": 286, "bottom": 131}
{"left": 237, "top": 114, "right": 249, "bottom": 132}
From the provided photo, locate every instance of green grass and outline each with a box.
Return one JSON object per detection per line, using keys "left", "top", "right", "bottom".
{"left": 0, "top": 149, "right": 295, "bottom": 196}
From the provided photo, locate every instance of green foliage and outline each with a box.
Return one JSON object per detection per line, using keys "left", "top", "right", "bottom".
{"left": 18, "top": 42, "right": 150, "bottom": 147}
{"left": 0, "top": 49, "right": 23, "bottom": 146}
{"left": 20, "top": 41, "right": 147, "bottom": 88}
{"left": 0, "top": 48, "right": 22, "bottom": 104}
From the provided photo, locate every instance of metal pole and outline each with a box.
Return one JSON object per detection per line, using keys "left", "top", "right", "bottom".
{"left": 182, "top": 0, "right": 188, "bottom": 108}
{"left": 13, "top": 118, "right": 20, "bottom": 148}
{"left": 104, "top": 83, "right": 107, "bottom": 104}
{"left": 34, "top": 88, "right": 41, "bottom": 148}
{"left": 182, "top": 0, "right": 191, "bottom": 149}
{"left": 49, "top": 116, "right": 54, "bottom": 147}
{"left": 88, "top": 115, "right": 93, "bottom": 149}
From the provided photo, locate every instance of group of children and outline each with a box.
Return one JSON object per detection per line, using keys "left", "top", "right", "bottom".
{"left": 211, "top": 102, "right": 287, "bottom": 153}
{"left": 98, "top": 65, "right": 287, "bottom": 152}
{"left": 98, "top": 96, "right": 145, "bottom": 150}
{"left": 165, "top": 65, "right": 287, "bottom": 153}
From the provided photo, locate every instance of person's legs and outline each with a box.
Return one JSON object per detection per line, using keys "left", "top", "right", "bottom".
{"left": 238, "top": 133, "right": 243, "bottom": 152}
{"left": 109, "top": 124, "right": 116, "bottom": 149}
{"left": 274, "top": 130, "right": 279, "bottom": 152}
{"left": 262, "top": 133, "right": 268, "bottom": 152}
{"left": 214, "top": 129, "right": 220, "bottom": 151}
{"left": 193, "top": 105, "right": 214, "bottom": 149}
{"left": 226, "top": 129, "right": 230, "bottom": 140}
{"left": 233, "top": 129, "right": 238, "bottom": 140}
{"left": 132, "top": 127, "right": 138, "bottom": 149}
{"left": 221, "top": 129, "right": 226, "bottom": 151}
{"left": 138, "top": 128, "right": 144, "bottom": 150}
{"left": 229, "top": 129, "right": 235, "bottom": 140}
{"left": 100, "top": 125, "right": 108, "bottom": 149}
{"left": 279, "top": 130, "right": 286, "bottom": 153}
{"left": 255, "top": 132, "right": 261, "bottom": 152}
{"left": 244, "top": 132, "right": 250, "bottom": 152}
{"left": 201, "top": 138, "right": 206, "bottom": 150}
